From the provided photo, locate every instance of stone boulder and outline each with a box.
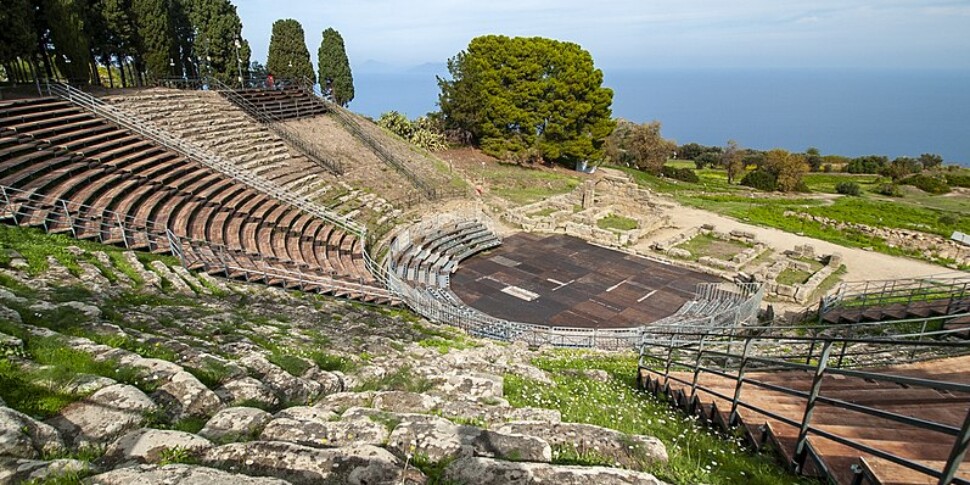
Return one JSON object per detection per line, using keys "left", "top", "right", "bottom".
{"left": 238, "top": 354, "right": 322, "bottom": 405}
{"left": 301, "top": 368, "right": 343, "bottom": 395}
{"left": 438, "top": 372, "right": 504, "bottom": 401}
{"left": 215, "top": 377, "right": 280, "bottom": 409}
{"left": 0, "top": 407, "right": 65, "bottom": 458}
{"left": 85, "top": 464, "right": 290, "bottom": 484}
{"left": 47, "top": 384, "right": 158, "bottom": 448}
{"left": 443, "top": 456, "right": 669, "bottom": 485}
{"left": 273, "top": 406, "right": 336, "bottom": 424}
{"left": 507, "top": 407, "right": 562, "bottom": 423}
{"left": 371, "top": 391, "right": 440, "bottom": 414}
{"left": 495, "top": 422, "right": 667, "bottom": 469}
{"left": 102, "top": 428, "right": 213, "bottom": 466}
{"left": 199, "top": 441, "right": 424, "bottom": 484}
{"left": 314, "top": 392, "right": 374, "bottom": 413}
{"left": 387, "top": 417, "right": 550, "bottom": 463}
{"left": 0, "top": 457, "right": 89, "bottom": 483}
{"left": 200, "top": 407, "right": 273, "bottom": 443}
{"left": 259, "top": 417, "right": 388, "bottom": 448}
{"left": 153, "top": 371, "right": 223, "bottom": 420}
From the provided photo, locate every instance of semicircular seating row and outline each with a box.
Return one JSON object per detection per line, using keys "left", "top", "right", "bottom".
{"left": 0, "top": 97, "right": 393, "bottom": 304}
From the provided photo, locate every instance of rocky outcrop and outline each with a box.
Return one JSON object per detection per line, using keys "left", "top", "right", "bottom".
{"left": 0, "top": 407, "right": 65, "bottom": 458}
{"left": 259, "top": 417, "right": 389, "bottom": 448}
{"left": 102, "top": 428, "right": 213, "bottom": 466}
{"left": 152, "top": 371, "right": 223, "bottom": 419}
{"left": 85, "top": 464, "right": 291, "bottom": 484}
{"left": 199, "top": 441, "right": 425, "bottom": 484}
{"left": 0, "top": 457, "right": 89, "bottom": 483}
{"left": 387, "top": 417, "right": 551, "bottom": 463}
{"left": 200, "top": 407, "right": 274, "bottom": 443}
{"left": 47, "top": 384, "right": 158, "bottom": 448}
{"left": 496, "top": 422, "right": 668, "bottom": 469}
{"left": 443, "top": 456, "right": 669, "bottom": 485}
{"left": 215, "top": 377, "right": 280, "bottom": 409}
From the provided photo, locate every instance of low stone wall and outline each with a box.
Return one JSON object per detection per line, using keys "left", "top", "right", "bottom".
{"left": 759, "top": 246, "right": 843, "bottom": 304}
{"left": 651, "top": 226, "right": 770, "bottom": 273}
{"left": 785, "top": 211, "right": 969, "bottom": 268}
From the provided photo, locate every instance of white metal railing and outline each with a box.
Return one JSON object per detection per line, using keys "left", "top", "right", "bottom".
{"left": 386, "top": 215, "right": 764, "bottom": 349}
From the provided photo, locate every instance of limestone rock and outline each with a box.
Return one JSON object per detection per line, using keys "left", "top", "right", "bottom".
{"left": 200, "top": 407, "right": 273, "bottom": 443}
{"left": 300, "top": 368, "right": 343, "bottom": 395}
{"left": 260, "top": 417, "right": 388, "bottom": 448}
{"left": 85, "top": 463, "right": 290, "bottom": 484}
{"left": 0, "top": 457, "right": 89, "bottom": 483}
{"left": 273, "top": 406, "right": 337, "bottom": 424}
{"left": 47, "top": 384, "right": 158, "bottom": 447}
{"left": 507, "top": 407, "right": 562, "bottom": 423}
{"left": 508, "top": 363, "right": 555, "bottom": 386}
{"left": 387, "top": 418, "right": 551, "bottom": 464}
{"left": 153, "top": 371, "right": 223, "bottom": 419}
{"left": 439, "top": 372, "right": 504, "bottom": 401}
{"left": 216, "top": 377, "right": 280, "bottom": 409}
{"left": 372, "top": 391, "right": 440, "bottom": 414}
{"left": 0, "top": 407, "right": 65, "bottom": 458}
{"left": 314, "top": 392, "right": 374, "bottom": 413}
{"left": 496, "top": 422, "right": 667, "bottom": 469}
{"left": 103, "top": 428, "right": 213, "bottom": 465}
{"left": 443, "top": 456, "right": 668, "bottom": 485}
{"left": 239, "top": 354, "right": 321, "bottom": 405}
{"left": 199, "top": 441, "right": 424, "bottom": 484}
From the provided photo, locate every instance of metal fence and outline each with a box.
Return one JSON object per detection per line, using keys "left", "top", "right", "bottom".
{"left": 386, "top": 216, "right": 765, "bottom": 349}
{"left": 638, "top": 319, "right": 970, "bottom": 484}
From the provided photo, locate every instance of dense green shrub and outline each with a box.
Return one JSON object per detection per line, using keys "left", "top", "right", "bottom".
{"left": 876, "top": 183, "right": 902, "bottom": 197}
{"left": 945, "top": 174, "right": 970, "bottom": 188}
{"left": 835, "top": 181, "right": 861, "bottom": 196}
{"left": 901, "top": 174, "right": 951, "bottom": 194}
{"left": 740, "top": 169, "right": 777, "bottom": 191}
{"left": 661, "top": 165, "right": 700, "bottom": 183}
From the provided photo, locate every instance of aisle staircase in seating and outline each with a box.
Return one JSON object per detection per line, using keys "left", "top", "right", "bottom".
{"left": 0, "top": 93, "right": 394, "bottom": 304}
{"left": 820, "top": 275, "right": 970, "bottom": 331}
{"left": 231, "top": 87, "right": 328, "bottom": 120}
{"left": 638, "top": 321, "right": 970, "bottom": 484}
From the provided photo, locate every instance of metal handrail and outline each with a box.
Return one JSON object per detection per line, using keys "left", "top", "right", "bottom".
{"left": 44, "top": 81, "right": 364, "bottom": 239}
{"left": 639, "top": 329, "right": 970, "bottom": 484}
{"left": 385, "top": 217, "right": 764, "bottom": 349}
{"left": 206, "top": 77, "right": 344, "bottom": 175}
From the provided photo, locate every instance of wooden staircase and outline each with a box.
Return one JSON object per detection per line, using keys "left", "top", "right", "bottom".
{"left": 639, "top": 355, "right": 970, "bottom": 484}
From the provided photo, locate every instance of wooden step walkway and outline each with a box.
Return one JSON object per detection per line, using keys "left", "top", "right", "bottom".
{"left": 639, "top": 355, "right": 970, "bottom": 484}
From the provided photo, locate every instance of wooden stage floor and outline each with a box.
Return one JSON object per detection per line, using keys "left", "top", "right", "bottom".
{"left": 450, "top": 233, "right": 720, "bottom": 329}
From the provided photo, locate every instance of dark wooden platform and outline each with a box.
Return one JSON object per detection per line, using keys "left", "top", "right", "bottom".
{"left": 450, "top": 233, "right": 720, "bottom": 329}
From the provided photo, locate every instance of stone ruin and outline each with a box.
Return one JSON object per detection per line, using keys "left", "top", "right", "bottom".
{"left": 503, "top": 169, "right": 672, "bottom": 248}
{"left": 756, "top": 244, "right": 844, "bottom": 304}
{"left": 650, "top": 225, "right": 770, "bottom": 274}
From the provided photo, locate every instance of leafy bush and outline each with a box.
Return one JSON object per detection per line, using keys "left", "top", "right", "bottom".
{"left": 377, "top": 111, "right": 447, "bottom": 152}
{"left": 835, "top": 182, "right": 861, "bottom": 196}
{"left": 876, "top": 183, "right": 902, "bottom": 197}
{"left": 661, "top": 165, "right": 700, "bottom": 183}
{"left": 901, "top": 174, "right": 950, "bottom": 194}
{"left": 945, "top": 174, "right": 970, "bottom": 188}
{"left": 740, "top": 170, "right": 777, "bottom": 191}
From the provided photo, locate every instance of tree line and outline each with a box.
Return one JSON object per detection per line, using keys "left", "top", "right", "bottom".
{"left": 265, "top": 20, "right": 354, "bottom": 106}
{"left": 0, "top": 0, "right": 252, "bottom": 87}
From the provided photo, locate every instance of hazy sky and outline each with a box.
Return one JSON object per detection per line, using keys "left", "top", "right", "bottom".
{"left": 236, "top": 0, "right": 970, "bottom": 71}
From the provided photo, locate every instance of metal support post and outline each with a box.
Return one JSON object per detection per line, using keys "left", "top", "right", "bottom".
{"left": 938, "top": 407, "right": 970, "bottom": 485}
{"left": 687, "top": 335, "right": 708, "bottom": 412}
{"left": 728, "top": 337, "right": 754, "bottom": 426}
{"left": 793, "top": 340, "right": 834, "bottom": 473}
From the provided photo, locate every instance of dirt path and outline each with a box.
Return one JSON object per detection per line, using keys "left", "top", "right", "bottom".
{"left": 634, "top": 202, "right": 955, "bottom": 282}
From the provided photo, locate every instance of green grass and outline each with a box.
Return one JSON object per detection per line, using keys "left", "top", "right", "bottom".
{"left": 776, "top": 268, "right": 813, "bottom": 286}
{"left": 478, "top": 162, "right": 581, "bottom": 204}
{"left": 504, "top": 351, "right": 814, "bottom": 485}
{"left": 529, "top": 207, "right": 558, "bottom": 218}
{"left": 597, "top": 214, "right": 639, "bottom": 231}
{"left": 0, "top": 321, "right": 149, "bottom": 418}
{"left": 676, "top": 233, "right": 751, "bottom": 261}
{"left": 355, "top": 365, "right": 435, "bottom": 393}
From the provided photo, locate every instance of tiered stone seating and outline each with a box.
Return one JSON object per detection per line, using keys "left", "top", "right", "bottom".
{"left": 0, "top": 97, "right": 392, "bottom": 304}
{"left": 105, "top": 89, "right": 395, "bottom": 224}
{"left": 231, "top": 87, "right": 328, "bottom": 120}
{"left": 639, "top": 352, "right": 970, "bottom": 484}
{"left": 390, "top": 221, "right": 501, "bottom": 288}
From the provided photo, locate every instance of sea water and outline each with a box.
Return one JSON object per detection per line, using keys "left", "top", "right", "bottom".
{"left": 351, "top": 67, "right": 970, "bottom": 165}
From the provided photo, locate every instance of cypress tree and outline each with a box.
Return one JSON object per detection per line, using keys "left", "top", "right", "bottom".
{"left": 44, "top": 0, "right": 93, "bottom": 82}
{"left": 0, "top": 0, "right": 38, "bottom": 69}
{"left": 318, "top": 27, "right": 354, "bottom": 106}
{"left": 132, "top": 0, "right": 176, "bottom": 80}
{"left": 266, "top": 19, "right": 315, "bottom": 83}
{"left": 190, "top": 0, "right": 250, "bottom": 85}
